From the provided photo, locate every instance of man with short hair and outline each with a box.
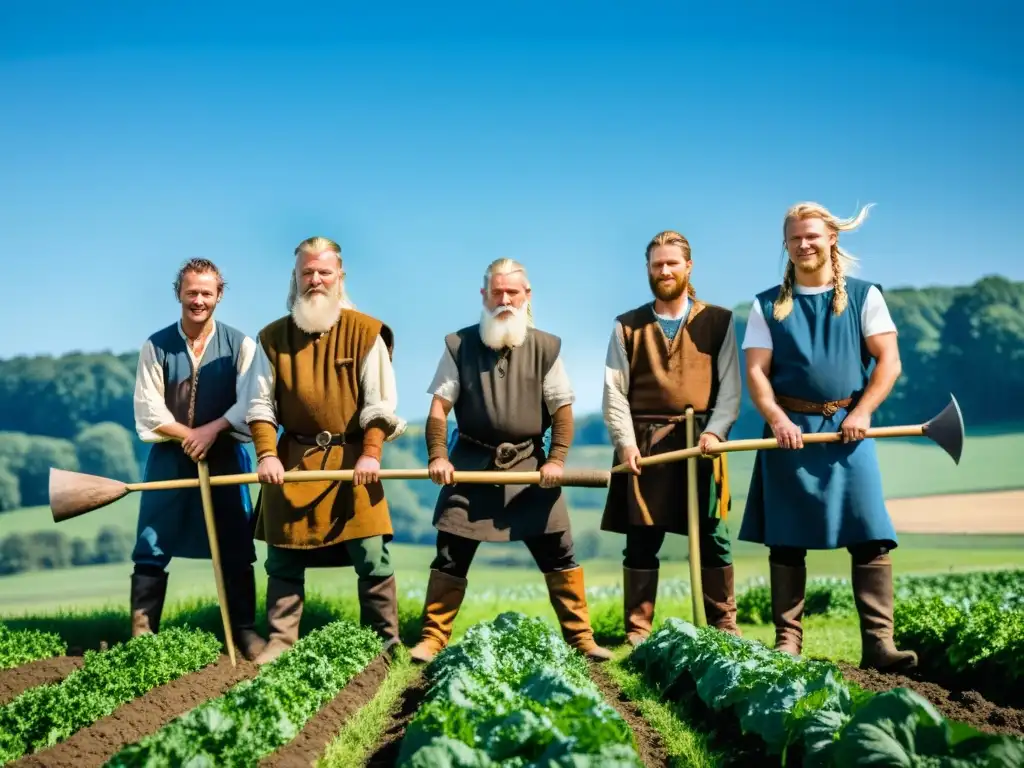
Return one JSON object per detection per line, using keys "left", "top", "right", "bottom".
{"left": 245, "top": 236, "right": 406, "bottom": 664}
{"left": 739, "top": 202, "right": 917, "bottom": 673}
{"left": 601, "top": 230, "right": 742, "bottom": 645}
{"left": 132, "top": 258, "right": 266, "bottom": 660}
{"left": 408, "top": 258, "right": 612, "bottom": 664}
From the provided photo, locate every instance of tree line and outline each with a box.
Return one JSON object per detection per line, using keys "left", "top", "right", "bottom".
{"left": 0, "top": 275, "right": 1020, "bottom": 521}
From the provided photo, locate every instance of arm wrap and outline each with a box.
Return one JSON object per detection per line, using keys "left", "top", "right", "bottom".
{"left": 547, "top": 405, "right": 573, "bottom": 466}
{"left": 250, "top": 421, "right": 279, "bottom": 460}
{"left": 425, "top": 416, "right": 449, "bottom": 462}
{"left": 361, "top": 424, "right": 386, "bottom": 462}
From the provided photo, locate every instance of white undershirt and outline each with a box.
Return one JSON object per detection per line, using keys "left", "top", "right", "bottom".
{"left": 741, "top": 283, "right": 897, "bottom": 350}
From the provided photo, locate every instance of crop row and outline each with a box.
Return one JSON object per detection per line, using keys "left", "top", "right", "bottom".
{"left": 108, "top": 618, "right": 383, "bottom": 765}
{"left": 398, "top": 611, "right": 643, "bottom": 766}
{"left": 0, "top": 621, "right": 67, "bottom": 670}
{"left": 736, "top": 567, "right": 1024, "bottom": 624}
{"left": 628, "top": 618, "right": 1024, "bottom": 765}
{"left": 0, "top": 626, "right": 222, "bottom": 764}
{"left": 894, "top": 595, "right": 1024, "bottom": 707}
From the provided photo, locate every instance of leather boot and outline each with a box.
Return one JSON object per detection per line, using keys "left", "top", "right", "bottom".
{"left": 623, "top": 567, "right": 658, "bottom": 646}
{"left": 770, "top": 563, "right": 805, "bottom": 656}
{"left": 130, "top": 570, "right": 168, "bottom": 637}
{"left": 702, "top": 564, "right": 741, "bottom": 636}
{"left": 544, "top": 567, "right": 613, "bottom": 662}
{"left": 409, "top": 569, "right": 468, "bottom": 664}
{"left": 852, "top": 555, "right": 918, "bottom": 672}
{"left": 255, "top": 577, "right": 304, "bottom": 665}
{"left": 358, "top": 574, "right": 401, "bottom": 656}
{"left": 224, "top": 564, "right": 268, "bottom": 661}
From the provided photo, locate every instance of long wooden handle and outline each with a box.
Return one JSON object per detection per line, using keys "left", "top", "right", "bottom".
{"left": 127, "top": 467, "right": 612, "bottom": 492}
{"left": 611, "top": 424, "right": 926, "bottom": 473}
{"left": 685, "top": 408, "right": 706, "bottom": 627}
{"left": 197, "top": 460, "right": 236, "bottom": 668}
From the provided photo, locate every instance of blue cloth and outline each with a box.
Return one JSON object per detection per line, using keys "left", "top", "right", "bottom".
{"left": 738, "top": 278, "right": 897, "bottom": 551}
{"left": 133, "top": 321, "right": 256, "bottom": 570}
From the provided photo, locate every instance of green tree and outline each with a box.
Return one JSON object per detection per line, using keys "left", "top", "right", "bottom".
{"left": 75, "top": 422, "right": 141, "bottom": 483}
{"left": 0, "top": 460, "right": 20, "bottom": 511}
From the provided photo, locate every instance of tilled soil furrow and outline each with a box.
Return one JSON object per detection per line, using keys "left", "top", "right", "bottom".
{"left": 837, "top": 662, "right": 1024, "bottom": 738}
{"left": 364, "top": 669, "right": 428, "bottom": 767}
{"left": 260, "top": 652, "right": 392, "bottom": 768}
{"left": 11, "top": 654, "right": 259, "bottom": 768}
{"left": 588, "top": 661, "right": 671, "bottom": 767}
{"left": 0, "top": 656, "right": 84, "bottom": 707}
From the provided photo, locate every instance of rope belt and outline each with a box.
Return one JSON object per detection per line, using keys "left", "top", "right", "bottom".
{"left": 456, "top": 432, "right": 539, "bottom": 470}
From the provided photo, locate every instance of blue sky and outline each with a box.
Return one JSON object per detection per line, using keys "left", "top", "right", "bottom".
{"left": 1, "top": 2, "right": 1021, "bottom": 417}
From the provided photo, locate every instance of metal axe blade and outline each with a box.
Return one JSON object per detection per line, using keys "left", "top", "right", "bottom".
{"left": 922, "top": 393, "right": 965, "bottom": 465}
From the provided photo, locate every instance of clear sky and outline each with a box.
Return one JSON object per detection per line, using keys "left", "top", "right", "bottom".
{"left": 1, "top": 2, "right": 1021, "bottom": 418}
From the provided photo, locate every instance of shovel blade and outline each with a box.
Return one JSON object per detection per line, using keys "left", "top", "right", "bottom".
{"left": 49, "top": 467, "right": 130, "bottom": 522}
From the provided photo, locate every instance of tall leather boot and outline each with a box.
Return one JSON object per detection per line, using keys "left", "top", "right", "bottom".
{"left": 770, "top": 562, "right": 805, "bottom": 656}
{"left": 130, "top": 570, "right": 169, "bottom": 637}
{"left": 623, "top": 567, "right": 658, "bottom": 646}
{"left": 255, "top": 576, "right": 304, "bottom": 665}
{"left": 544, "top": 567, "right": 613, "bottom": 662}
{"left": 358, "top": 573, "right": 401, "bottom": 656}
{"left": 409, "top": 569, "right": 467, "bottom": 664}
{"left": 702, "top": 564, "right": 741, "bottom": 636}
{"left": 852, "top": 554, "right": 918, "bottom": 672}
{"left": 224, "top": 564, "right": 268, "bottom": 661}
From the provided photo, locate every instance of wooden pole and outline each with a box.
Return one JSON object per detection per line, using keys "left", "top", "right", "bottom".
{"left": 197, "top": 460, "right": 237, "bottom": 667}
{"left": 685, "top": 408, "right": 706, "bottom": 627}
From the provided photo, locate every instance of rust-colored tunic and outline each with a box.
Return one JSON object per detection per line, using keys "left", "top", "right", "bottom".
{"left": 601, "top": 299, "right": 733, "bottom": 535}
{"left": 249, "top": 310, "right": 394, "bottom": 551}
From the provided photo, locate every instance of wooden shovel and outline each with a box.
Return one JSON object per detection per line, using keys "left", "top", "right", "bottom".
{"left": 48, "top": 466, "right": 612, "bottom": 523}
{"left": 685, "top": 408, "right": 707, "bottom": 627}
{"left": 611, "top": 393, "right": 965, "bottom": 474}
{"left": 197, "top": 460, "right": 237, "bottom": 667}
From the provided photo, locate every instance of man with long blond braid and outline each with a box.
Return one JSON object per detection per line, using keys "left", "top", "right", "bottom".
{"left": 408, "top": 258, "right": 613, "bottom": 664}
{"left": 739, "top": 202, "right": 917, "bottom": 673}
{"left": 244, "top": 236, "right": 406, "bottom": 664}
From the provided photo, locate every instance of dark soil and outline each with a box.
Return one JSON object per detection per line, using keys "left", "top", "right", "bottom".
{"left": 11, "top": 654, "right": 259, "bottom": 767}
{"left": 837, "top": 663, "right": 1024, "bottom": 738}
{"left": 588, "top": 662, "right": 672, "bottom": 767}
{"left": 0, "top": 656, "right": 84, "bottom": 706}
{"left": 364, "top": 669, "right": 429, "bottom": 767}
{"left": 260, "top": 652, "right": 391, "bottom": 767}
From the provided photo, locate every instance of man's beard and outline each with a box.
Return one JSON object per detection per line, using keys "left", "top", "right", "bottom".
{"left": 479, "top": 304, "right": 529, "bottom": 350}
{"left": 291, "top": 282, "right": 344, "bottom": 333}
{"left": 648, "top": 272, "right": 688, "bottom": 301}
{"left": 794, "top": 247, "right": 829, "bottom": 273}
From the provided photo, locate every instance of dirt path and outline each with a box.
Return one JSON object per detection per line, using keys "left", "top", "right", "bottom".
{"left": 837, "top": 663, "right": 1024, "bottom": 738}
{"left": 364, "top": 670, "right": 428, "bottom": 767}
{"left": 11, "top": 655, "right": 259, "bottom": 767}
{"left": 0, "top": 656, "right": 83, "bottom": 706}
{"left": 887, "top": 489, "right": 1024, "bottom": 534}
{"left": 588, "top": 662, "right": 671, "bottom": 767}
{"left": 260, "top": 652, "right": 392, "bottom": 767}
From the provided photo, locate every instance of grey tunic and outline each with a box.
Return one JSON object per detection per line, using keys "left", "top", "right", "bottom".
{"left": 429, "top": 325, "right": 572, "bottom": 542}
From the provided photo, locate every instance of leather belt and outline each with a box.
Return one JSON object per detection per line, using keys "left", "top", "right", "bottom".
{"left": 457, "top": 432, "right": 538, "bottom": 470}
{"left": 287, "top": 430, "right": 359, "bottom": 448}
{"left": 776, "top": 395, "right": 853, "bottom": 417}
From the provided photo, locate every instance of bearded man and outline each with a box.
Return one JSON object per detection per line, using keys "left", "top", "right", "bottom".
{"left": 407, "top": 258, "right": 612, "bottom": 664}
{"left": 739, "top": 202, "right": 917, "bottom": 673}
{"left": 601, "top": 231, "right": 742, "bottom": 645}
{"left": 244, "top": 236, "right": 406, "bottom": 664}
{"left": 131, "top": 258, "right": 266, "bottom": 660}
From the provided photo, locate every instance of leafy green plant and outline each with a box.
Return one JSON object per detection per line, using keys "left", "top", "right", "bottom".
{"left": 0, "top": 621, "right": 66, "bottom": 670}
{"left": 0, "top": 626, "right": 221, "bottom": 764}
{"left": 397, "top": 612, "right": 643, "bottom": 767}
{"left": 107, "top": 618, "right": 382, "bottom": 766}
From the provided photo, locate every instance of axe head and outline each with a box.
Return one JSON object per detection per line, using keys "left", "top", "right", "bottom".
{"left": 923, "top": 393, "right": 965, "bottom": 465}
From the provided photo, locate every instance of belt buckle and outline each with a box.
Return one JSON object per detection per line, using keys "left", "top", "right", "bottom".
{"left": 495, "top": 442, "right": 517, "bottom": 468}
{"left": 823, "top": 402, "right": 838, "bottom": 417}
{"left": 315, "top": 430, "right": 332, "bottom": 448}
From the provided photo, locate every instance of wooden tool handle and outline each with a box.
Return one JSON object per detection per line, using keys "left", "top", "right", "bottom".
{"left": 559, "top": 469, "right": 611, "bottom": 488}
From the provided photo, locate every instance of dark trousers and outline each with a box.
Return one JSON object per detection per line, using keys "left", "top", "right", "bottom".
{"left": 769, "top": 541, "right": 891, "bottom": 567}
{"left": 623, "top": 524, "right": 732, "bottom": 570}
{"left": 431, "top": 529, "right": 578, "bottom": 579}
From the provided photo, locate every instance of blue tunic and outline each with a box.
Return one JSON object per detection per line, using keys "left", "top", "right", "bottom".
{"left": 737, "top": 277, "right": 897, "bottom": 551}
{"left": 132, "top": 321, "right": 256, "bottom": 569}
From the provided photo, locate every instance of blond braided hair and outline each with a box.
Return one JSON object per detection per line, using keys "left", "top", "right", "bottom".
{"left": 483, "top": 257, "right": 535, "bottom": 326}
{"left": 646, "top": 230, "right": 697, "bottom": 298}
{"left": 772, "top": 202, "right": 873, "bottom": 321}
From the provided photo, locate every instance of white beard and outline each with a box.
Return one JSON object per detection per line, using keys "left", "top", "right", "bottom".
{"left": 291, "top": 283, "right": 344, "bottom": 333}
{"left": 479, "top": 304, "right": 529, "bottom": 350}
